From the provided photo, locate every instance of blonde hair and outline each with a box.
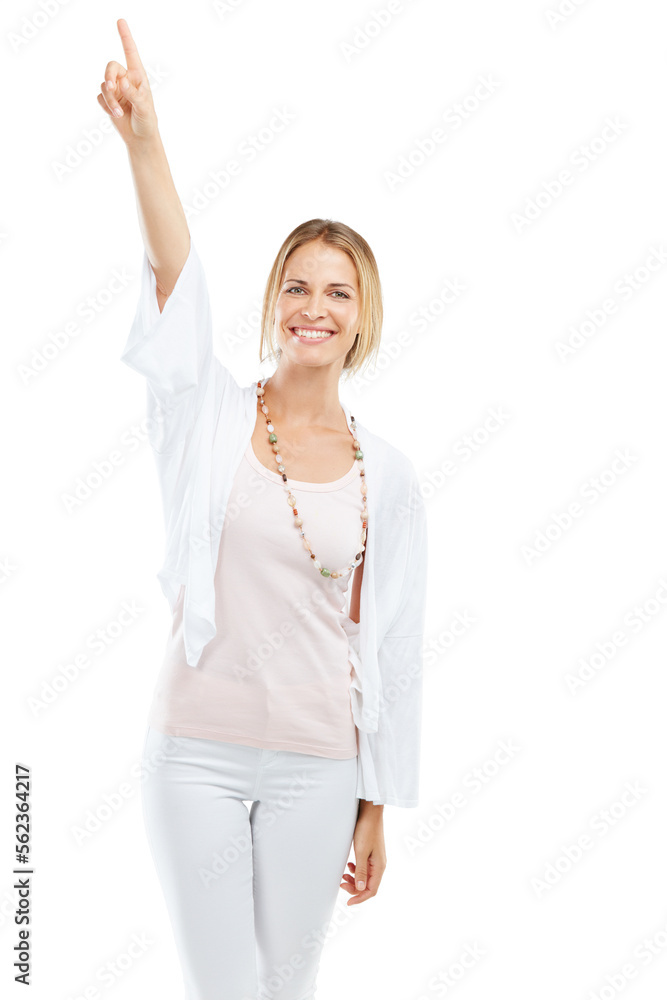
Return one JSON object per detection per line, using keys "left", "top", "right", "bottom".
{"left": 259, "top": 219, "right": 383, "bottom": 381}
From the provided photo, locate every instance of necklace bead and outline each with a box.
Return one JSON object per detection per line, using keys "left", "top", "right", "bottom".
{"left": 256, "top": 380, "right": 366, "bottom": 579}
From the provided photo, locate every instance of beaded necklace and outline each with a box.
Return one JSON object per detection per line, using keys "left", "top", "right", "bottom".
{"left": 255, "top": 380, "right": 367, "bottom": 579}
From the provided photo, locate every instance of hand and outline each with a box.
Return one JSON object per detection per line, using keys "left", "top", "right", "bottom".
{"left": 339, "top": 805, "right": 387, "bottom": 905}
{"left": 97, "top": 18, "right": 158, "bottom": 145}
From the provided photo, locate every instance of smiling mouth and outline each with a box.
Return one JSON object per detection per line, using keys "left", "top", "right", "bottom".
{"left": 289, "top": 327, "right": 337, "bottom": 340}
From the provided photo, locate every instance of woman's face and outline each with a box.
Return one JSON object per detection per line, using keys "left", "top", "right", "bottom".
{"left": 273, "top": 239, "right": 360, "bottom": 370}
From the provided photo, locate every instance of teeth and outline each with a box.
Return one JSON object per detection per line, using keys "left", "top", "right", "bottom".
{"left": 291, "top": 327, "right": 334, "bottom": 339}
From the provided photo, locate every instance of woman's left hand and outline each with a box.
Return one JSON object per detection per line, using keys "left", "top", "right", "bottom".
{"left": 339, "top": 801, "right": 386, "bottom": 904}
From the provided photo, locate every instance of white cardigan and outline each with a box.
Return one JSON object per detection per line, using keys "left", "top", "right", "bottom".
{"left": 120, "top": 238, "right": 429, "bottom": 807}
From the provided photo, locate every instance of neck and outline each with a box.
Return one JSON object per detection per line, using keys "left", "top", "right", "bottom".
{"left": 262, "top": 362, "right": 346, "bottom": 429}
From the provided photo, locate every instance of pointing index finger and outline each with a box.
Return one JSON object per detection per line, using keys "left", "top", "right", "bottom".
{"left": 117, "top": 18, "right": 145, "bottom": 75}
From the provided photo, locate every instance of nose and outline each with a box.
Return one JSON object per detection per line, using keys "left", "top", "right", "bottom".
{"left": 302, "top": 291, "right": 327, "bottom": 319}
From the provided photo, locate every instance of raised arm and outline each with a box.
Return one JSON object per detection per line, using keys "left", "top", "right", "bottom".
{"left": 97, "top": 18, "right": 189, "bottom": 311}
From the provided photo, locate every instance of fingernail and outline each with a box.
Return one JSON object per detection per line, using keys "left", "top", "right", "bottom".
{"left": 356, "top": 880, "right": 365, "bottom": 889}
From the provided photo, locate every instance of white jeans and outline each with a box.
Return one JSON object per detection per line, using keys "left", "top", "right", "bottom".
{"left": 140, "top": 725, "right": 360, "bottom": 1000}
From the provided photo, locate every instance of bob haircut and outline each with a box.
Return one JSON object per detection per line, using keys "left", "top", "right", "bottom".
{"left": 259, "top": 218, "right": 383, "bottom": 382}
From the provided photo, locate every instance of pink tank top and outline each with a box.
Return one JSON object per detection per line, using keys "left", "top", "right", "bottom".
{"left": 146, "top": 437, "right": 363, "bottom": 758}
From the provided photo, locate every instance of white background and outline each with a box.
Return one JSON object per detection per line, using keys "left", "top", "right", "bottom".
{"left": 2, "top": 1, "right": 666, "bottom": 998}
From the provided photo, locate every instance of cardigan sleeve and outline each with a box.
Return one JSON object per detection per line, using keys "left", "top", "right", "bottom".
{"left": 119, "top": 236, "right": 235, "bottom": 458}
{"left": 119, "top": 237, "right": 239, "bottom": 531}
{"left": 359, "top": 471, "right": 428, "bottom": 807}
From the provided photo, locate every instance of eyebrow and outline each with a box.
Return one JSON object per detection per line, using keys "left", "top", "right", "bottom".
{"left": 282, "top": 277, "right": 355, "bottom": 290}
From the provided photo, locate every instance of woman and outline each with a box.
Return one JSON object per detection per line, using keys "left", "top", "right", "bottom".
{"left": 100, "top": 18, "right": 428, "bottom": 1000}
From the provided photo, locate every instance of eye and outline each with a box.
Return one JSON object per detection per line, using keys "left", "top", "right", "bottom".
{"left": 285, "top": 286, "right": 350, "bottom": 299}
